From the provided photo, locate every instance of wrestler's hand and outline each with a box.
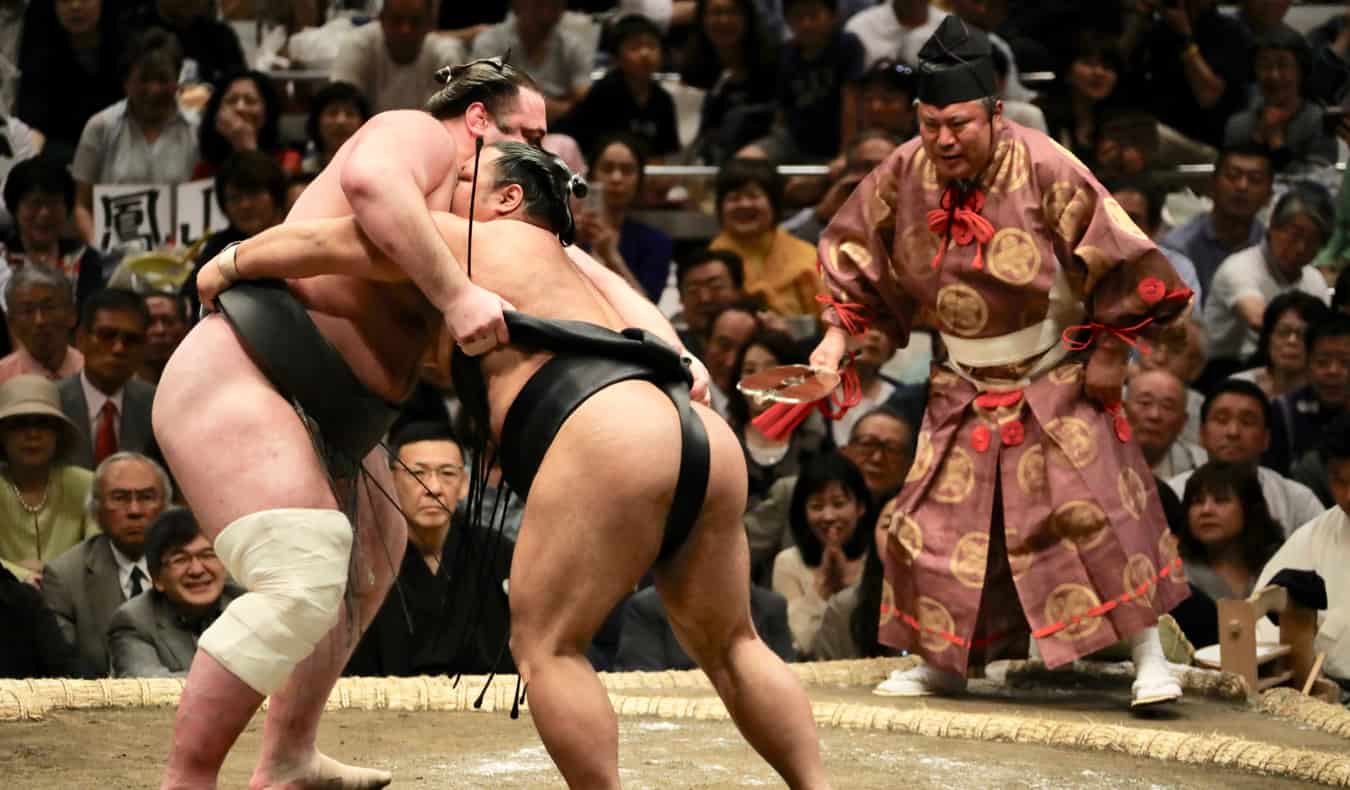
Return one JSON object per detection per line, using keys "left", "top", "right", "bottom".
{"left": 684, "top": 353, "right": 712, "bottom": 406}
{"left": 196, "top": 252, "right": 232, "bottom": 312}
{"left": 1084, "top": 336, "right": 1130, "bottom": 407}
{"left": 809, "top": 326, "right": 850, "bottom": 374}
{"left": 447, "top": 282, "right": 515, "bottom": 356}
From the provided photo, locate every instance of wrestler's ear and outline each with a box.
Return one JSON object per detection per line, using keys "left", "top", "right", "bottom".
{"left": 497, "top": 182, "right": 525, "bottom": 216}
{"left": 465, "top": 101, "right": 491, "bottom": 137}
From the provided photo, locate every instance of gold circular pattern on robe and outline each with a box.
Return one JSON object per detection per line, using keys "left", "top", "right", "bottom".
{"left": 1048, "top": 362, "right": 1084, "bottom": 385}
{"left": 1117, "top": 467, "right": 1149, "bottom": 521}
{"left": 1158, "top": 531, "right": 1185, "bottom": 584}
{"left": 839, "top": 240, "right": 874, "bottom": 271}
{"left": 986, "top": 227, "right": 1042, "bottom": 286}
{"left": 1016, "top": 444, "right": 1048, "bottom": 497}
{"left": 1044, "top": 416, "right": 1098, "bottom": 469}
{"left": 950, "top": 532, "right": 990, "bottom": 589}
{"left": 1042, "top": 181, "right": 1075, "bottom": 228}
{"left": 879, "top": 579, "right": 896, "bottom": 626}
{"left": 1050, "top": 499, "right": 1110, "bottom": 551}
{"left": 1103, "top": 195, "right": 1151, "bottom": 241}
{"left": 907, "top": 431, "right": 935, "bottom": 483}
{"left": 916, "top": 596, "right": 956, "bottom": 653}
{"left": 823, "top": 242, "right": 841, "bottom": 278}
{"left": 864, "top": 169, "right": 898, "bottom": 230}
{"left": 1005, "top": 526, "right": 1034, "bottom": 579}
{"left": 893, "top": 514, "right": 924, "bottom": 563}
{"left": 931, "top": 446, "right": 976, "bottom": 504}
{"left": 1074, "top": 245, "right": 1115, "bottom": 282}
{"left": 913, "top": 147, "right": 939, "bottom": 191}
{"left": 935, "top": 283, "right": 989, "bottom": 337}
{"left": 1056, "top": 187, "right": 1095, "bottom": 245}
{"left": 985, "top": 139, "right": 1030, "bottom": 194}
{"left": 931, "top": 369, "right": 961, "bottom": 390}
{"left": 1045, "top": 583, "right": 1104, "bottom": 641}
{"left": 1123, "top": 553, "right": 1157, "bottom": 607}
{"left": 900, "top": 224, "right": 940, "bottom": 277}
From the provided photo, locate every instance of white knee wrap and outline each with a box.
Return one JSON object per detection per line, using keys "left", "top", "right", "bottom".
{"left": 198, "top": 508, "right": 353, "bottom": 695}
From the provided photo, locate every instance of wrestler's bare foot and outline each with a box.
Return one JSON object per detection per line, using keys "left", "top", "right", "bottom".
{"left": 250, "top": 751, "right": 392, "bottom": 790}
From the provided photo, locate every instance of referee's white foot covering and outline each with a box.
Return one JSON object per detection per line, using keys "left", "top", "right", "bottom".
{"left": 198, "top": 508, "right": 353, "bottom": 695}
{"left": 1130, "top": 625, "right": 1183, "bottom": 707}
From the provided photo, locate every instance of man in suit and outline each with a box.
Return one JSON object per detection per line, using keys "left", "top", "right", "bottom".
{"left": 42, "top": 451, "right": 171, "bottom": 675}
{"left": 616, "top": 584, "right": 796, "bottom": 671}
{"left": 108, "top": 508, "right": 236, "bottom": 677}
{"left": 58, "top": 288, "right": 155, "bottom": 470}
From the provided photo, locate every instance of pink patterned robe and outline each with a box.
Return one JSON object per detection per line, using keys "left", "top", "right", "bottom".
{"left": 818, "top": 121, "right": 1192, "bottom": 673}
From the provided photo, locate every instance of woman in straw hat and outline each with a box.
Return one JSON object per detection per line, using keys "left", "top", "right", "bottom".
{"left": 0, "top": 374, "right": 97, "bottom": 587}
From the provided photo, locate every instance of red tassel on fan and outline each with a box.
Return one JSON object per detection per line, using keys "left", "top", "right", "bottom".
{"left": 752, "top": 365, "right": 863, "bottom": 441}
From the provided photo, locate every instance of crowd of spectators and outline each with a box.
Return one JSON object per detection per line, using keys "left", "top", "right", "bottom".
{"left": 1, "top": 0, "right": 1349, "bottom": 705}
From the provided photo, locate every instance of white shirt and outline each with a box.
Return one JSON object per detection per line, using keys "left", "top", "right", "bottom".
{"left": 109, "top": 541, "right": 150, "bottom": 601}
{"left": 844, "top": 4, "right": 947, "bottom": 69}
{"left": 1167, "top": 465, "right": 1327, "bottom": 538}
{"left": 471, "top": 16, "right": 593, "bottom": 101}
{"left": 1255, "top": 506, "right": 1348, "bottom": 682}
{"left": 830, "top": 379, "right": 895, "bottom": 448}
{"left": 70, "top": 100, "right": 199, "bottom": 187}
{"left": 1203, "top": 243, "right": 1332, "bottom": 361}
{"left": 330, "top": 23, "right": 467, "bottom": 114}
{"left": 1152, "top": 440, "right": 1208, "bottom": 480}
{"left": 80, "top": 369, "right": 124, "bottom": 448}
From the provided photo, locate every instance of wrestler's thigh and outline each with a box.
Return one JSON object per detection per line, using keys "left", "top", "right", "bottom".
{"left": 152, "top": 315, "right": 339, "bottom": 538}
{"left": 508, "top": 382, "right": 679, "bottom": 652}
{"left": 348, "top": 453, "right": 408, "bottom": 606}
{"left": 654, "top": 403, "right": 757, "bottom": 652}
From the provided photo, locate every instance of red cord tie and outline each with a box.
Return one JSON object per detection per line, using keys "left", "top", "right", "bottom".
{"left": 752, "top": 363, "right": 863, "bottom": 441}
{"left": 815, "top": 293, "right": 871, "bottom": 338}
{"left": 927, "top": 187, "right": 995, "bottom": 271}
{"left": 1060, "top": 315, "right": 1156, "bottom": 354}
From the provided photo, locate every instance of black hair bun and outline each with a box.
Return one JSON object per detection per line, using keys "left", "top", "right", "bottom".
{"left": 568, "top": 173, "right": 588, "bottom": 199}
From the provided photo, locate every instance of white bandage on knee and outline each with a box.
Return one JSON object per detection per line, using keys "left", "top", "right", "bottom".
{"left": 198, "top": 508, "right": 353, "bottom": 695}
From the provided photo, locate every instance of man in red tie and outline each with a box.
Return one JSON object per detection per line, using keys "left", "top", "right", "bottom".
{"left": 57, "top": 289, "right": 156, "bottom": 469}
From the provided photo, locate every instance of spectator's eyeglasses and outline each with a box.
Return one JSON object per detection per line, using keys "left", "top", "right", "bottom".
{"left": 164, "top": 548, "right": 218, "bottom": 572}
{"left": 90, "top": 327, "right": 147, "bottom": 347}
{"left": 847, "top": 437, "right": 909, "bottom": 460}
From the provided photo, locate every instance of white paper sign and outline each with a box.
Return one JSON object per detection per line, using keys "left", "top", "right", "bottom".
{"left": 174, "top": 178, "right": 226, "bottom": 248}
{"left": 93, "top": 183, "right": 173, "bottom": 254}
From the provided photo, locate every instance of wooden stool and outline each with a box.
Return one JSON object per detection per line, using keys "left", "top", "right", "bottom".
{"left": 1196, "top": 585, "right": 1338, "bottom": 702}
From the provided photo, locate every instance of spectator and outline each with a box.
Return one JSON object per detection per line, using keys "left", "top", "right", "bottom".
{"left": 439, "top": 0, "right": 510, "bottom": 41}
{"left": 1133, "top": 316, "right": 1209, "bottom": 444}
{"left": 0, "top": 562, "right": 84, "bottom": 677}
{"left": 43, "top": 451, "right": 170, "bottom": 677}
{"left": 772, "top": 451, "right": 873, "bottom": 657}
{"left": 1094, "top": 109, "right": 1162, "bottom": 181}
{"left": 1170, "top": 461, "right": 1286, "bottom": 648}
{"left": 784, "top": 130, "right": 901, "bottom": 246}
{"left": 472, "top": 0, "right": 592, "bottom": 122}
{"left": 764, "top": 0, "right": 865, "bottom": 162}
{"left": 194, "top": 70, "right": 302, "bottom": 179}
{"left": 988, "top": 39, "right": 1046, "bottom": 134}
{"left": 1167, "top": 379, "right": 1325, "bottom": 536}
{"left": 127, "top": 0, "right": 245, "bottom": 87}
{"left": 1236, "top": 0, "right": 1292, "bottom": 41}
{"left": 812, "top": 495, "right": 895, "bottom": 660}
{"left": 728, "top": 328, "right": 825, "bottom": 504}
{"left": 332, "top": 0, "right": 466, "bottom": 114}
{"left": 1306, "top": 10, "right": 1350, "bottom": 107}
{"left": 1254, "top": 415, "right": 1350, "bottom": 694}
{"left": 1126, "top": 368, "right": 1207, "bottom": 479}
{"left": 674, "top": 248, "right": 744, "bottom": 356}
{"left": 138, "top": 292, "right": 188, "bottom": 385}
{"left": 678, "top": 0, "right": 780, "bottom": 164}
{"left": 0, "top": 110, "right": 44, "bottom": 234}
{"left": 346, "top": 422, "right": 514, "bottom": 677}
{"left": 15, "top": 0, "right": 127, "bottom": 165}
{"left": 703, "top": 300, "right": 760, "bottom": 417}
{"left": 1314, "top": 126, "right": 1350, "bottom": 278}
{"left": 709, "top": 158, "right": 819, "bottom": 320}
{"left": 0, "top": 265, "right": 83, "bottom": 384}
{"left": 2, "top": 156, "right": 104, "bottom": 311}
{"left": 1159, "top": 143, "right": 1274, "bottom": 301}
{"left": 58, "top": 289, "right": 155, "bottom": 469}
{"left": 843, "top": 0, "right": 946, "bottom": 70}
{"left": 1108, "top": 175, "right": 1202, "bottom": 303}
{"left": 616, "top": 583, "right": 794, "bottom": 669}
{"left": 1203, "top": 183, "right": 1334, "bottom": 365}
{"left": 1036, "top": 30, "right": 1124, "bottom": 164}
{"left": 183, "top": 151, "right": 288, "bottom": 318}
{"left": 71, "top": 28, "right": 198, "bottom": 246}
{"left": 0, "top": 374, "right": 96, "bottom": 585}
{"left": 107, "top": 507, "right": 234, "bottom": 677}
{"left": 853, "top": 59, "right": 917, "bottom": 143}
{"left": 573, "top": 134, "right": 674, "bottom": 302}
{"left": 300, "top": 82, "right": 370, "bottom": 177}
{"left": 828, "top": 328, "right": 922, "bottom": 448}
{"left": 1121, "top": 0, "right": 1253, "bottom": 148}
{"left": 1233, "top": 291, "right": 1331, "bottom": 400}
{"left": 1225, "top": 25, "right": 1339, "bottom": 173}
{"left": 1274, "top": 314, "right": 1350, "bottom": 465}
{"left": 556, "top": 14, "right": 680, "bottom": 159}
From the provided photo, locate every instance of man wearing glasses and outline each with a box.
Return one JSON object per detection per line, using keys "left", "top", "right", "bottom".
{"left": 43, "top": 451, "right": 171, "bottom": 676}
{"left": 345, "top": 421, "right": 513, "bottom": 678}
{"left": 57, "top": 288, "right": 154, "bottom": 470}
